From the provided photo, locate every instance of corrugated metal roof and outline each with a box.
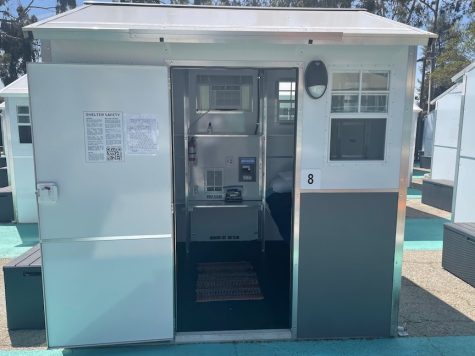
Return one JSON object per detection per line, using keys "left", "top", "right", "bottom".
{"left": 0, "top": 75, "right": 29, "bottom": 97}
{"left": 24, "top": 3, "right": 436, "bottom": 45}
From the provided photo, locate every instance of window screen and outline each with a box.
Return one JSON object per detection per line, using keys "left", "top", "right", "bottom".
{"left": 17, "top": 106, "right": 32, "bottom": 144}
{"left": 330, "top": 118, "right": 386, "bottom": 161}
{"left": 331, "top": 71, "right": 390, "bottom": 113}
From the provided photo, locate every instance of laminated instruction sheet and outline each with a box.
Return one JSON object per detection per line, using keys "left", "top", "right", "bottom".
{"left": 84, "top": 111, "right": 124, "bottom": 162}
{"left": 126, "top": 114, "right": 159, "bottom": 155}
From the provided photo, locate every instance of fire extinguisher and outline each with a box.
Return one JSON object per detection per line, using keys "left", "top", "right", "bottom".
{"left": 188, "top": 136, "right": 197, "bottom": 164}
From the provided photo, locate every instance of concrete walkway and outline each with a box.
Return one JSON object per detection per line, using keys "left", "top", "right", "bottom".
{"left": 0, "top": 336, "right": 475, "bottom": 355}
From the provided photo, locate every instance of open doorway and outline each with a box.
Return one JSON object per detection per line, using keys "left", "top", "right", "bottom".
{"left": 171, "top": 67, "right": 298, "bottom": 332}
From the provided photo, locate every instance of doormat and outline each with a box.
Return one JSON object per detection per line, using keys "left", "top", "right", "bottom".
{"left": 196, "top": 261, "right": 264, "bottom": 302}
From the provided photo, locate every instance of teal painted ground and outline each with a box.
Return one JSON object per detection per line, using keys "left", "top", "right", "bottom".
{"left": 0, "top": 336, "right": 474, "bottom": 355}
{"left": 407, "top": 187, "right": 422, "bottom": 199}
{"left": 0, "top": 224, "right": 39, "bottom": 258}
{"left": 404, "top": 217, "right": 448, "bottom": 250}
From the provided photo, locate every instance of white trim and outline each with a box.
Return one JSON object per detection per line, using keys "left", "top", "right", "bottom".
{"left": 175, "top": 329, "right": 291, "bottom": 344}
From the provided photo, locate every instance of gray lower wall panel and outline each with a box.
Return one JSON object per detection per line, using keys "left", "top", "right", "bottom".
{"left": 297, "top": 192, "right": 398, "bottom": 339}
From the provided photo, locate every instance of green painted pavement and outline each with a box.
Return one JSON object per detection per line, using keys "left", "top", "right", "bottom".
{"left": 0, "top": 224, "right": 39, "bottom": 259}
{"left": 0, "top": 336, "right": 474, "bottom": 355}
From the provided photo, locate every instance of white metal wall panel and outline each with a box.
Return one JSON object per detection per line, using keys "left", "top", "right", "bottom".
{"left": 453, "top": 158, "right": 475, "bottom": 223}
{"left": 28, "top": 63, "right": 174, "bottom": 347}
{"left": 42, "top": 238, "right": 174, "bottom": 347}
{"left": 460, "top": 70, "right": 475, "bottom": 158}
{"left": 4, "top": 98, "right": 37, "bottom": 223}
{"left": 431, "top": 146, "right": 457, "bottom": 181}
{"left": 49, "top": 42, "right": 410, "bottom": 190}
{"left": 433, "top": 94, "right": 461, "bottom": 148}
{"left": 431, "top": 91, "right": 461, "bottom": 181}
{"left": 422, "top": 111, "right": 435, "bottom": 156}
{"left": 13, "top": 156, "right": 37, "bottom": 222}
{"left": 454, "top": 69, "right": 475, "bottom": 223}
{"left": 28, "top": 64, "right": 172, "bottom": 239}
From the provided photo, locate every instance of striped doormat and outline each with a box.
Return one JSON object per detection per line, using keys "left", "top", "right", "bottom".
{"left": 196, "top": 261, "right": 264, "bottom": 302}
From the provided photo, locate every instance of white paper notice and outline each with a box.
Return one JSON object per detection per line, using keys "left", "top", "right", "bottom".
{"left": 126, "top": 114, "right": 159, "bottom": 155}
{"left": 84, "top": 111, "right": 123, "bottom": 162}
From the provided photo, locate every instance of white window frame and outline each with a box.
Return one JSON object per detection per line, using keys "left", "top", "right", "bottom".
{"left": 326, "top": 68, "right": 392, "bottom": 165}
{"left": 16, "top": 105, "right": 32, "bottom": 144}
{"left": 276, "top": 79, "right": 297, "bottom": 123}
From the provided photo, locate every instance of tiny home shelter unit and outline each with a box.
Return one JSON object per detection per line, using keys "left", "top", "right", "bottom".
{"left": 420, "top": 111, "right": 436, "bottom": 169}
{"left": 421, "top": 83, "right": 462, "bottom": 211}
{"left": 0, "top": 76, "right": 38, "bottom": 223}
{"left": 23, "top": 2, "right": 434, "bottom": 348}
{"left": 442, "top": 62, "right": 475, "bottom": 287}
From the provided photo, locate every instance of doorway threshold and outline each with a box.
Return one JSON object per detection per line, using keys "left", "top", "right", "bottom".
{"left": 175, "top": 329, "right": 292, "bottom": 344}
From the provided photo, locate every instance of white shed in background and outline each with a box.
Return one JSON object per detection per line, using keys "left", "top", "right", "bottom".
{"left": 421, "top": 110, "right": 436, "bottom": 168}
{"left": 421, "top": 82, "right": 462, "bottom": 212}
{"left": 408, "top": 102, "right": 422, "bottom": 184}
{"left": 0, "top": 75, "right": 38, "bottom": 223}
{"left": 452, "top": 62, "right": 475, "bottom": 222}
{"left": 429, "top": 83, "right": 463, "bottom": 182}
{"left": 441, "top": 62, "right": 475, "bottom": 289}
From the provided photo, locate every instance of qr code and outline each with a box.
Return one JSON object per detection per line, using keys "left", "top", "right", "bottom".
{"left": 106, "top": 147, "right": 122, "bottom": 161}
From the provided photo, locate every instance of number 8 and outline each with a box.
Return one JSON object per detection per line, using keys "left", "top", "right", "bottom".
{"left": 307, "top": 173, "right": 314, "bottom": 185}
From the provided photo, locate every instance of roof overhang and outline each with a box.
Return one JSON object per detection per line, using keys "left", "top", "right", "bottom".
{"left": 451, "top": 62, "right": 475, "bottom": 83}
{"left": 0, "top": 75, "right": 29, "bottom": 98}
{"left": 430, "top": 82, "right": 463, "bottom": 105}
{"left": 23, "top": 3, "right": 436, "bottom": 46}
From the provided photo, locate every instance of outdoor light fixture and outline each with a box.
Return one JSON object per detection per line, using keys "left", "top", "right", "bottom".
{"left": 305, "top": 60, "right": 328, "bottom": 99}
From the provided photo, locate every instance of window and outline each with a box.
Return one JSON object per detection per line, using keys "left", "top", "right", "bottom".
{"left": 331, "top": 71, "right": 390, "bottom": 113}
{"left": 329, "top": 70, "right": 390, "bottom": 161}
{"left": 330, "top": 118, "right": 386, "bottom": 161}
{"left": 17, "top": 106, "right": 32, "bottom": 144}
{"left": 277, "top": 81, "right": 296, "bottom": 122}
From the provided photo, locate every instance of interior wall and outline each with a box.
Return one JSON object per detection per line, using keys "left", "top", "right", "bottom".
{"left": 171, "top": 67, "right": 297, "bottom": 242}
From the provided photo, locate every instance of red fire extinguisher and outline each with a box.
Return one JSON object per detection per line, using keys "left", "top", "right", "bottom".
{"left": 188, "top": 136, "right": 197, "bottom": 164}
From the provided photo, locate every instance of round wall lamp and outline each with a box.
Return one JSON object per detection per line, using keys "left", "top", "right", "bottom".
{"left": 305, "top": 60, "right": 328, "bottom": 99}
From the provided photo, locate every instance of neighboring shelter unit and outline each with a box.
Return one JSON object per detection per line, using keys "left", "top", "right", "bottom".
{"left": 421, "top": 82, "right": 462, "bottom": 212}
{"left": 22, "top": 2, "right": 434, "bottom": 349}
{"left": 409, "top": 103, "right": 422, "bottom": 184}
{"left": 1, "top": 101, "right": 15, "bottom": 223}
{"left": 443, "top": 62, "right": 475, "bottom": 288}
{"left": 0, "top": 75, "right": 37, "bottom": 223}
{"left": 420, "top": 110, "right": 435, "bottom": 169}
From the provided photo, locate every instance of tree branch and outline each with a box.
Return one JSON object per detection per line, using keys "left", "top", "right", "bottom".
{"left": 0, "top": 29, "right": 23, "bottom": 40}
{"left": 405, "top": 0, "right": 417, "bottom": 24}
{"left": 419, "top": 0, "right": 436, "bottom": 14}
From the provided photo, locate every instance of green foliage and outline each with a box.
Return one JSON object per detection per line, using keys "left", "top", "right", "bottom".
{"left": 56, "top": 0, "right": 76, "bottom": 14}
{"left": 431, "top": 21, "right": 474, "bottom": 96}
{"left": 0, "top": 2, "right": 38, "bottom": 85}
{"left": 0, "top": 1, "right": 78, "bottom": 86}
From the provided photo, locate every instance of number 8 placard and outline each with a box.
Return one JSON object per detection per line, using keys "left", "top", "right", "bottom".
{"left": 300, "top": 169, "right": 322, "bottom": 189}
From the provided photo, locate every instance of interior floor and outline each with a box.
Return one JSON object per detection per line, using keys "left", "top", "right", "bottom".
{"left": 176, "top": 240, "right": 291, "bottom": 332}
